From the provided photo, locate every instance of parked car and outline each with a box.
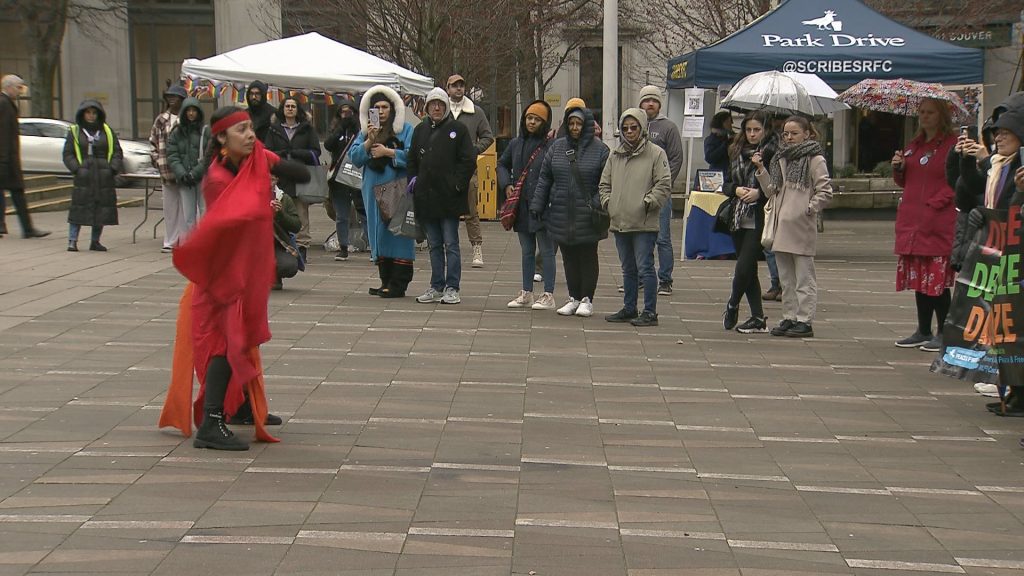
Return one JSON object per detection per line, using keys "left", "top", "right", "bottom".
{"left": 18, "top": 118, "right": 156, "bottom": 176}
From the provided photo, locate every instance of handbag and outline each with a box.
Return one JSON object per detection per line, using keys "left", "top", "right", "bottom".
{"left": 373, "top": 176, "right": 407, "bottom": 223}
{"left": 388, "top": 192, "right": 424, "bottom": 240}
{"left": 500, "top": 141, "right": 548, "bottom": 231}
{"left": 760, "top": 195, "right": 780, "bottom": 251}
{"left": 566, "top": 149, "right": 609, "bottom": 239}
{"left": 331, "top": 139, "right": 363, "bottom": 190}
{"left": 296, "top": 152, "right": 329, "bottom": 204}
{"left": 713, "top": 196, "right": 735, "bottom": 234}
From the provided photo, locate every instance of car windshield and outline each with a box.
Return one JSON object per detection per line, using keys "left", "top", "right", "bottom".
{"left": 39, "top": 124, "right": 68, "bottom": 138}
{"left": 19, "top": 123, "right": 41, "bottom": 137}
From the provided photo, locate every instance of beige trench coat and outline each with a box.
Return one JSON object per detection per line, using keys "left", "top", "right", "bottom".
{"left": 755, "top": 155, "right": 832, "bottom": 256}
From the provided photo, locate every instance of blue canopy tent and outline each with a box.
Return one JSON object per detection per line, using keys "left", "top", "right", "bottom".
{"left": 666, "top": 0, "right": 984, "bottom": 89}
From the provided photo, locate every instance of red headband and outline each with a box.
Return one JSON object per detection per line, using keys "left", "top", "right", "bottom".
{"left": 211, "top": 110, "right": 251, "bottom": 135}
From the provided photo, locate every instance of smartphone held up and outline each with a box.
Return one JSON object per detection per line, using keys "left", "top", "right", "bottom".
{"left": 369, "top": 108, "right": 381, "bottom": 129}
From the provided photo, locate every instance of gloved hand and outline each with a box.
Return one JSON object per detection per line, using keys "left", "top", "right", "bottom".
{"left": 967, "top": 207, "right": 985, "bottom": 230}
{"left": 183, "top": 173, "right": 195, "bottom": 187}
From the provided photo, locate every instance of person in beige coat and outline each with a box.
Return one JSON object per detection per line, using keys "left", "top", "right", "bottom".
{"left": 599, "top": 108, "right": 672, "bottom": 327}
{"left": 753, "top": 116, "right": 832, "bottom": 338}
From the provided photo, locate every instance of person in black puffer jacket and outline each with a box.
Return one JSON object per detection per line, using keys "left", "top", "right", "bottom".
{"left": 62, "top": 99, "right": 124, "bottom": 252}
{"left": 263, "top": 97, "right": 321, "bottom": 258}
{"left": 531, "top": 107, "right": 610, "bottom": 318}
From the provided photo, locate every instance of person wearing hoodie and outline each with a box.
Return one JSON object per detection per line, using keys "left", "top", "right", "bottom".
{"left": 263, "top": 97, "right": 321, "bottom": 260}
{"left": 447, "top": 74, "right": 494, "bottom": 268}
{"left": 348, "top": 85, "right": 417, "bottom": 298}
{"left": 149, "top": 84, "right": 188, "bottom": 252}
{"left": 498, "top": 100, "right": 557, "bottom": 311}
{"left": 246, "top": 81, "right": 274, "bottom": 143}
{"left": 61, "top": 99, "right": 124, "bottom": 252}
{"left": 409, "top": 87, "right": 477, "bottom": 305}
{"left": 324, "top": 98, "right": 361, "bottom": 262}
{"left": 166, "top": 97, "right": 207, "bottom": 242}
{"left": 638, "top": 86, "right": 683, "bottom": 297}
{"left": 532, "top": 107, "right": 610, "bottom": 318}
{"left": 600, "top": 108, "right": 672, "bottom": 327}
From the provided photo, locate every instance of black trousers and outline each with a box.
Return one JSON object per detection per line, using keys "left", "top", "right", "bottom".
{"left": 559, "top": 242, "right": 599, "bottom": 300}
{"left": 729, "top": 228, "right": 764, "bottom": 318}
{"left": 0, "top": 188, "right": 34, "bottom": 233}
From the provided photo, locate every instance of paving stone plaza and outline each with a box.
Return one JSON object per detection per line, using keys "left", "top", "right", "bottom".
{"left": 1, "top": 207, "right": 1024, "bottom": 575}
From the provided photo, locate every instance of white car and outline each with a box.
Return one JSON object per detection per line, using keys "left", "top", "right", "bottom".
{"left": 18, "top": 118, "right": 156, "bottom": 176}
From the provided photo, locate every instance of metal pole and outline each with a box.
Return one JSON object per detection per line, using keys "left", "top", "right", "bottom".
{"left": 680, "top": 137, "right": 694, "bottom": 261}
{"left": 602, "top": 0, "right": 618, "bottom": 144}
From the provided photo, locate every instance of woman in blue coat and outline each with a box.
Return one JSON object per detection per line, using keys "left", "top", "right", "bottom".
{"left": 349, "top": 85, "right": 416, "bottom": 297}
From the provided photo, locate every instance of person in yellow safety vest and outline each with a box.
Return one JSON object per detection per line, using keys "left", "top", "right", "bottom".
{"left": 62, "top": 99, "right": 123, "bottom": 252}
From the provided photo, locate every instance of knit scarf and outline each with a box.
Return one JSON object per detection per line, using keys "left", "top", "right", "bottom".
{"left": 769, "top": 140, "right": 824, "bottom": 192}
{"left": 985, "top": 153, "right": 1018, "bottom": 209}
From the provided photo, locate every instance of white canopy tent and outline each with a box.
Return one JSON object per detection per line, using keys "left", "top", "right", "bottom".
{"left": 181, "top": 32, "right": 434, "bottom": 96}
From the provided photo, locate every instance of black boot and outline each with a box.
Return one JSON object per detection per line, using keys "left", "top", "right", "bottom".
{"left": 382, "top": 259, "right": 414, "bottom": 298}
{"left": 228, "top": 398, "right": 283, "bottom": 425}
{"left": 370, "top": 258, "right": 393, "bottom": 296}
{"left": 193, "top": 411, "right": 250, "bottom": 450}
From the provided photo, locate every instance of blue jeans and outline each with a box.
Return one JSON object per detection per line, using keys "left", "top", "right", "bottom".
{"left": 421, "top": 217, "right": 461, "bottom": 291}
{"left": 615, "top": 231, "right": 658, "bottom": 315}
{"left": 656, "top": 201, "right": 674, "bottom": 286}
{"left": 519, "top": 230, "right": 555, "bottom": 293}
{"left": 764, "top": 249, "right": 780, "bottom": 290}
{"left": 330, "top": 184, "right": 357, "bottom": 247}
{"left": 68, "top": 223, "right": 102, "bottom": 243}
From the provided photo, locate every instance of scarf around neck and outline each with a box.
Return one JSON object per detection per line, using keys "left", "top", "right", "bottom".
{"left": 769, "top": 140, "right": 824, "bottom": 192}
{"left": 985, "top": 153, "right": 1018, "bottom": 208}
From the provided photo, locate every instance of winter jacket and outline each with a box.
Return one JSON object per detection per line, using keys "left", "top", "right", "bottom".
{"left": 646, "top": 114, "right": 683, "bottom": 184}
{"left": 723, "top": 132, "right": 779, "bottom": 230}
{"left": 408, "top": 114, "right": 477, "bottom": 219}
{"left": 263, "top": 121, "right": 321, "bottom": 198}
{"left": 599, "top": 109, "right": 672, "bottom": 234}
{"left": 61, "top": 99, "right": 124, "bottom": 227}
{"left": 755, "top": 153, "right": 832, "bottom": 256}
{"left": 894, "top": 132, "right": 957, "bottom": 257}
{"left": 148, "top": 109, "right": 178, "bottom": 182}
{"left": 497, "top": 100, "right": 553, "bottom": 233}
{"left": 166, "top": 97, "right": 208, "bottom": 186}
{"left": 947, "top": 146, "right": 984, "bottom": 270}
{"left": 450, "top": 97, "right": 494, "bottom": 155}
{"left": 531, "top": 108, "right": 610, "bottom": 246}
{"left": 0, "top": 92, "right": 24, "bottom": 190}
{"left": 246, "top": 81, "right": 275, "bottom": 143}
{"left": 704, "top": 128, "right": 732, "bottom": 180}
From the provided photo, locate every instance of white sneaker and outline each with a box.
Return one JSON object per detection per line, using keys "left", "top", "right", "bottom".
{"left": 974, "top": 382, "right": 999, "bottom": 397}
{"left": 508, "top": 290, "right": 534, "bottom": 308}
{"left": 575, "top": 297, "right": 593, "bottom": 317}
{"left": 441, "top": 287, "right": 461, "bottom": 304}
{"left": 534, "top": 273, "right": 543, "bottom": 283}
{"left": 532, "top": 292, "right": 556, "bottom": 310}
{"left": 557, "top": 298, "right": 580, "bottom": 316}
{"left": 472, "top": 245, "right": 484, "bottom": 268}
{"left": 416, "top": 287, "right": 443, "bottom": 303}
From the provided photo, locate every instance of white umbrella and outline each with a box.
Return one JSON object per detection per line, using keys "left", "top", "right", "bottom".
{"left": 722, "top": 71, "right": 849, "bottom": 117}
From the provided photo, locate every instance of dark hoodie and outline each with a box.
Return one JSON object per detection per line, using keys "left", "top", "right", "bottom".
{"left": 247, "top": 81, "right": 274, "bottom": 142}
{"left": 61, "top": 100, "right": 123, "bottom": 227}
{"left": 497, "top": 100, "right": 552, "bottom": 233}
{"left": 325, "top": 98, "right": 361, "bottom": 181}
{"left": 167, "top": 97, "right": 208, "bottom": 185}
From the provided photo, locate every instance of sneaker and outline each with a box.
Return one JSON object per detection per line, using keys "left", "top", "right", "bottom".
{"left": 161, "top": 245, "right": 173, "bottom": 253}
{"left": 617, "top": 285, "right": 625, "bottom": 293}
{"left": 532, "top": 292, "right": 556, "bottom": 310}
{"left": 334, "top": 246, "right": 349, "bottom": 261}
{"left": 630, "top": 311, "right": 659, "bottom": 327}
{"left": 785, "top": 321, "right": 814, "bottom": 338}
{"left": 771, "top": 319, "right": 795, "bottom": 337}
{"left": 89, "top": 241, "right": 108, "bottom": 252}
{"left": 534, "top": 273, "right": 543, "bottom": 283}
{"left": 557, "top": 298, "right": 580, "bottom": 316}
{"left": 895, "top": 331, "right": 931, "bottom": 348}
{"left": 974, "top": 382, "right": 1000, "bottom": 398}
{"left": 472, "top": 244, "right": 484, "bottom": 268}
{"left": 605, "top": 308, "right": 639, "bottom": 323}
{"left": 919, "top": 335, "right": 942, "bottom": 353}
{"left": 657, "top": 283, "right": 673, "bottom": 296}
{"left": 575, "top": 297, "right": 593, "bottom": 317}
{"left": 762, "top": 286, "right": 781, "bottom": 301}
{"left": 440, "top": 287, "right": 461, "bottom": 304}
{"left": 723, "top": 304, "right": 739, "bottom": 330}
{"left": 416, "top": 287, "right": 444, "bottom": 303}
{"left": 736, "top": 316, "right": 768, "bottom": 334}
{"left": 508, "top": 290, "right": 534, "bottom": 308}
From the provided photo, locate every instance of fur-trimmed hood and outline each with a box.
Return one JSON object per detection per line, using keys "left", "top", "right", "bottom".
{"left": 359, "top": 85, "right": 406, "bottom": 133}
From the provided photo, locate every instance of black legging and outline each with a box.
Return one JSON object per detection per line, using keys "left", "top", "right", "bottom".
{"left": 915, "top": 290, "right": 951, "bottom": 336}
{"left": 203, "top": 356, "right": 232, "bottom": 414}
{"left": 559, "top": 242, "right": 599, "bottom": 300}
{"left": 729, "top": 228, "right": 764, "bottom": 318}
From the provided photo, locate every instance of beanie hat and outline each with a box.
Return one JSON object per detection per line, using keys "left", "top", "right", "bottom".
{"left": 525, "top": 102, "right": 549, "bottom": 122}
{"left": 638, "top": 85, "right": 662, "bottom": 107}
{"left": 568, "top": 109, "right": 586, "bottom": 123}
{"left": 565, "top": 97, "right": 586, "bottom": 112}
{"left": 426, "top": 87, "right": 448, "bottom": 109}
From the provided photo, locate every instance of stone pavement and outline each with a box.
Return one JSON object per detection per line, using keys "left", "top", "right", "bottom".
{"left": 0, "top": 205, "right": 1024, "bottom": 575}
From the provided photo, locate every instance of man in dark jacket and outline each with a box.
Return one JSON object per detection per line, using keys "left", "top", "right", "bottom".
{"left": 0, "top": 74, "right": 48, "bottom": 239}
{"left": 246, "top": 81, "right": 274, "bottom": 142}
{"left": 410, "top": 87, "right": 476, "bottom": 305}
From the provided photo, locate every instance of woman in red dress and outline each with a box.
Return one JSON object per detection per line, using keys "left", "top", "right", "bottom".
{"left": 891, "top": 98, "right": 958, "bottom": 353}
{"left": 159, "top": 106, "right": 308, "bottom": 451}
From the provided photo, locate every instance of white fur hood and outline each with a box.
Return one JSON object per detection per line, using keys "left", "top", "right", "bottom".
{"left": 359, "top": 85, "right": 406, "bottom": 133}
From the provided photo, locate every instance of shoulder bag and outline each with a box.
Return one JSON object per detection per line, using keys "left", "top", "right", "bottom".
{"left": 296, "top": 152, "right": 329, "bottom": 204}
{"left": 499, "top": 141, "right": 547, "bottom": 231}
{"left": 566, "top": 149, "right": 609, "bottom": 240}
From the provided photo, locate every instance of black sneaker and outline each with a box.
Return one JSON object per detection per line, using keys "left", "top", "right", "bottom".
{"left": 785, "top": 322, "right": 814, "bottom": 338}
{"left": 723, "top": 304, "right": 739, "bottom": 330}
{"left": 895, "top": 331, "right": 931, "bottom": 348}
{"left": 657, "top": 283, "right": 673, "bottom": 296}
{"left": 605, "top": 308, "right": 639, "bottom": 323}
{"left": 335, "top": 246, "right": 349, "bottom": 261}
{"left": 630, "top": 311, "right": 659, "bottom": 327}
{"left": 193, "top": 412, "right": 250, "bottom": 451}
{"left": 919, "top": 335, "right": 942, "bottom": 352}
{"left": 736, "top": 316, "right": 768, "bottom": 334}
{"left": 89, "top": 241, "right": 108, "bottom": 252}
{"left": 770, "top": 319, "right": 795, "bottom": 337}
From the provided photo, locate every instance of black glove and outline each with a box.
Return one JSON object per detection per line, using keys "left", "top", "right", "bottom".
{"left": 967, "top": 207, "right": 985, "bottom": 230}
{"left": 182, "top": 173, "right": 195, "bottom": 187}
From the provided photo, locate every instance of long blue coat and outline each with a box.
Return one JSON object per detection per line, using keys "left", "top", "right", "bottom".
{"left": 349, "top": 122, "right": 416, "bottom": 261}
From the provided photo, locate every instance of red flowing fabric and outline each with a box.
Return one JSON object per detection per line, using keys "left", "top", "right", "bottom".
{"left": 159, "top": 142, "right": 280, "bottom": 443}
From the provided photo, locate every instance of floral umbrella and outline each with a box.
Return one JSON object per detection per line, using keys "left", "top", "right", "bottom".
{"left": 837, "top": 78, "right": 971, "bottom": 123}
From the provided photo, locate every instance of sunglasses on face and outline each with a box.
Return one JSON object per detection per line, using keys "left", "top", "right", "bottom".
{"left": 622, "top": 125, "right": 641, "bottom": 133}
{"left": 284, "top": 104, "right": 297, "bottom": 109}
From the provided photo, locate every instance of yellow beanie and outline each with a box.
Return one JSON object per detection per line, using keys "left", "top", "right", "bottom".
{"left": 565, "top": 97, "right": 586, "bottom": 112}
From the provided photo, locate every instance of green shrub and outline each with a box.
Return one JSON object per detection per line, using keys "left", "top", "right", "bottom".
{"left": 872, "top": 161, "right": 894, "bottom": 178}
{"left": 836, "top": 164, "right": 858, "bottom": 179}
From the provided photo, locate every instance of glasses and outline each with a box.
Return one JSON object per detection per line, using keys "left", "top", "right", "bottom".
{"left": 284, "top": 104, "right": 297, "bottom": 109}
{"left": 622, "top": 125, "right": 641, "bottom": 133}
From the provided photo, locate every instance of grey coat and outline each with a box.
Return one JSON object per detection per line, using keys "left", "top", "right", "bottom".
{"left": 61, "top": 100, "right": 124, "bottom": 227}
